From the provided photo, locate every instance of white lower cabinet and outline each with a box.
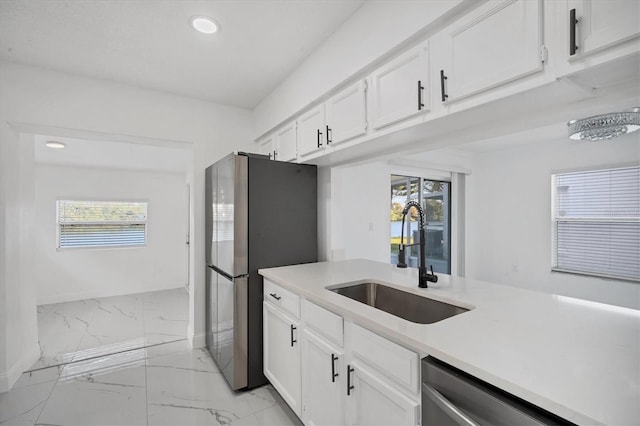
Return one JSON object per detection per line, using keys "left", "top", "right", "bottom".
{"left": 263, "top": 301, "right": 301, "bottom": 415}
{"left": 346, "top": 360, "right": 420, "bottom": 426}
{"left": 301, "top": 329, "right": 345, "bottom": 426}
{"left": 265, "top": 293, "right": 421, "bottom": 425}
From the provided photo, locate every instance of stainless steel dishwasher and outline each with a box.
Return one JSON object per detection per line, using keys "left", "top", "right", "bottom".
{"left": 421, "top": 357, "right": 575, "bottom": 426}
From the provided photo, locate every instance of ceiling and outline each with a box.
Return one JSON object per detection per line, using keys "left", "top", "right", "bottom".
{"left": 34, "top": 135, "right": 192, "bottom": 173}
{"left": 0, "top": 0, "right": 364, "bottom": 109}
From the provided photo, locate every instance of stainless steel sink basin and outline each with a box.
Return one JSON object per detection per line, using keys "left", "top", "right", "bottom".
{"left": 329, "top": 282, "right": 469, "bottom": 324}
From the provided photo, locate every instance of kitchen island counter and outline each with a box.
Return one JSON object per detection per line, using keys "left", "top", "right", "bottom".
{"left": 259, "top": 259, "right": 639, "bottom": 426}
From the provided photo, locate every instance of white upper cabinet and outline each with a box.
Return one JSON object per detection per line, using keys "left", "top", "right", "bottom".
{"left": 257, "top": 134, "right": 275, "bottom": 160}
{"left": 567, "top": 0, "right": 640, "bottom": 57}
{"left": 275, "top": 121, "right": 297, "bottom": 162}
{"left": 369, "top": 42, "right": 430, "bottom": 130}
{"left": 325, "top": 80, "right": 368, "bottom": 146}
{"left": 437, "top": 0, "right": 544, "bottom": 103}
{"left": 297, "top": 105, "right": 326, "bottom": 157}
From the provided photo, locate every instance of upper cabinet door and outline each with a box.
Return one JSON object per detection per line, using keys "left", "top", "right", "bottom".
{"left": 325, "top": 80, "right": 367, "bottom": 146}
{"left": 257, "top": 134, "right": 275, "bottom": 160}
{"left": 275, "top": 121, "right": 297, "bottom": 162}
{"left": 439, "top": 0, "right": 543, "bottom": 102}
{"left": 568, "top": 0, "right": 640, "bottom": 57}
{"left": 369, "top": 42, "right": 430, "bottom": 130}
{"left": 297, "top": 105, "right": 326, "bottom": 157}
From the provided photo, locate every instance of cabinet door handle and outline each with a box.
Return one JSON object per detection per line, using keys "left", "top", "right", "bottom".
{"left": 331, "top": 354, "right": 339, "bottom": 382}
{"left": 569, "top": 8, "right": 579, "bottom": 56}
{"left": 418, "top": 80, "right": 425, "bottom": 110}
{"left": 290, "top": 325, "right": 297, "bottom": 347}
{"left": 440, "top": 70, "right": 448, "bottom": 102}
{"left": 273, "top": 150, "right": 277, "bottom": 160}
{"left": 347, "top": 365, "right": 355, "bottom": 395}
{"left": 269, "top": 293, "right": 281, "bottom": 301}
{"left": 317, "top": 129, "right": 323, "bottom": 148}
{"left": 268, "top": 151, "right": 272, "bottom": 160}
{"left": 326, "top": 125, "right": 332, "bottom": 145}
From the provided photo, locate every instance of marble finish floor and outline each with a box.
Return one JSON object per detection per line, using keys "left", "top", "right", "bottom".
{"left": 33, "top": 288, "right": 189, "bottom": 370}
{"left": 0, "top": 340, "right": 301, "bottom": 426}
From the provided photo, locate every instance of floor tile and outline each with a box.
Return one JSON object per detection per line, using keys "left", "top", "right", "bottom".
{"left": 242, "top": 385, "right": 281, "bottom": 414}
{"left": 146, "top": 351, "right": 253, "bottom": 421}
{"left": 37, "top": 363, "right": 146, "bottom": 426}
{"left": 0, "top": 380, "right": 55, "bottom": 426}
{"left": 253, "top": 403, "right": 303, "bottom": 426}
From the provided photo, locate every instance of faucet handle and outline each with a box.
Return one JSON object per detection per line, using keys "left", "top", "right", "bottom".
{"left": 427, "top": 265, "right": 438, "bottom": 283}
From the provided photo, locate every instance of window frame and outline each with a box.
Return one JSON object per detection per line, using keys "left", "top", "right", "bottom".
{"left": 56, "top": 199, "right": 149, "bottom": 250}
{"left": 390, "top": 174, "right": 452, "bottom": 274}
{"left": 550, "top": 165, "right": 639, "bottom": 283}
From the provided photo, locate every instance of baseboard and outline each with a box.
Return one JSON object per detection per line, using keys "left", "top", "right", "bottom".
{"left": 0, "top": 342, "right": 40, "bottom": 393}
{"left": 188, "top": 324, "right": 206, "bottom": 349}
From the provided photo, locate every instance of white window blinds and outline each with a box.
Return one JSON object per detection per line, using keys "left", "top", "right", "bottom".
{"left": 57, "top": 200, "right": 148, "bottom": 249}
{"left": 552, "top": 166, "right": 639, "bottom": 282}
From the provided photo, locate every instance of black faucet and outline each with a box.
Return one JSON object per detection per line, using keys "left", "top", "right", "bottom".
{"left": 396, "top": 201, "right": 438, "bottom": 288}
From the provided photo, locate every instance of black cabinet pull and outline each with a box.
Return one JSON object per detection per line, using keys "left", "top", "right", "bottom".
{"left": 440, "top": 70, "right": 448, "bottom": 102}
{"left": 269, "top": 293, "right": 281, "bottom": 301}
{"left": 569, "top": 8, "right": 579, "bottom": 56}
{"left": 347, "top": 365, "right": 355, "bottom": 395}
{"left": 316, "top": 129, "right": 323, "bottom": 148}
{"left": 268, "top": 151, "right": 272, "bottom": 160}
{"left": 273, "top": 150, "right": 277, "bottom": 160}
{"left": 331, "top": 354, "right": 339, "bottom": 382}
{"left": 418, "top": 80, "right": 425, "bottom": 110}
{"left": 290, "top": 325, "right": 297, "bottom": 347}
{"left": 326, "top": 125, "right": 332, "bottom": 144}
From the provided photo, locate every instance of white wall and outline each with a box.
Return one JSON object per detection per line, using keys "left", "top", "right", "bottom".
{"left": 326, "top": 161, "right": 391, "bottom": 263}
{"left": 325, "top": 150, "right": 474, "bottom": 265}
{"left": 466, "top": 133, "right": 640, "bottom": 309}
{"left": 253, "top": 0, "right": 467, "bottom": 137}
{"left": 34, "top": 164, "right": 187, "bottom": 304}
{"left": 0, "top": 60, "right": 253, "bottom": 391}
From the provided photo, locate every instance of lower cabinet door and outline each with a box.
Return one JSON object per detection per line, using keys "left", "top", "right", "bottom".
{"left": 346, "top": 361, "right": 419, "bottom": 426}
{"left": 301, "top": 329, "right": 345, "bottom": 426}
{"left": 263, "top": 302, "right": 301, "bottom": 415}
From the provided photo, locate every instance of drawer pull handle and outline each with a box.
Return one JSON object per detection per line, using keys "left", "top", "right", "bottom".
{"left": 269, "top": 293, "right": 281, "bottom": 301}
{"left": 440, "top": 70, "right": 448, "bottom": 102}
{"left": 331, "top": 354, "right": 339, "bottom": 382}
{"left": 570, "top": 8, "right": 579, "bottom": 56}
{"left": 347, "top": 365, "right": 355, "bottom": 395}
{"left": 290, "top": 325, "right": 297, "bottom": 347}
{"left": 418, "top": 80, "right": 425, "bottom": 110}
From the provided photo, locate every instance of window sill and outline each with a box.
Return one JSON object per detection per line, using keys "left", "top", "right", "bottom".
{"left": 551, "top": 268, "right": 639, "bottom": 284}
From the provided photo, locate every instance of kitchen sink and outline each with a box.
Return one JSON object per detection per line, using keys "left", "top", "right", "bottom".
{"left": 329, "top": 282, "right": 469, "bottom": 324}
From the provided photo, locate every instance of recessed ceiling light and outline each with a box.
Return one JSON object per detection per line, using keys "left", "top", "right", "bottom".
{"left": 45, "top": 141, "right": 66, "bottom": 149}
{"left": 190, "top": 16, "right": 219, "bottom": 34}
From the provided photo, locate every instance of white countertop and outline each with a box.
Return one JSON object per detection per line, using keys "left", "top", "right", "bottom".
{"left": 259, "top": 259, "right": 640, "bottom": 426}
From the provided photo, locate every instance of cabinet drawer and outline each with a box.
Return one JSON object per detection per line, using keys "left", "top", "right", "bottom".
{"left": 302, "top": 299, "right": 344, "bottom": 347}
{"left": 264, "top": 279, "right": 300, "bottom": 319}
{"left": 349, "top": 323, "right": 419, "bottom": 395}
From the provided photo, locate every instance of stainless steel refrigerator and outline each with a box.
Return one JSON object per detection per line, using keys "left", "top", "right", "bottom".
{"left": 205, "top": 152, "right": 317, "bottom": 390}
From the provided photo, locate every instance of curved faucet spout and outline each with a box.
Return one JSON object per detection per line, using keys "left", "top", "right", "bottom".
{"left": 402, "top": 201, "right": 425, "bottom": 230}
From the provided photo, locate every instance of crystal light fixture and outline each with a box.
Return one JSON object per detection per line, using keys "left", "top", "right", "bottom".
{"left": 568, "top": 107, "right": 640, "bottom": 141}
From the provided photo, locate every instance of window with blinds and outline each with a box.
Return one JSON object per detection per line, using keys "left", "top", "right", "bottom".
{"left": 56, "top": 200, "right": 148, "bottom": 249}
{"left": 552, "top": 166, "right": 639, "bottom": 282}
